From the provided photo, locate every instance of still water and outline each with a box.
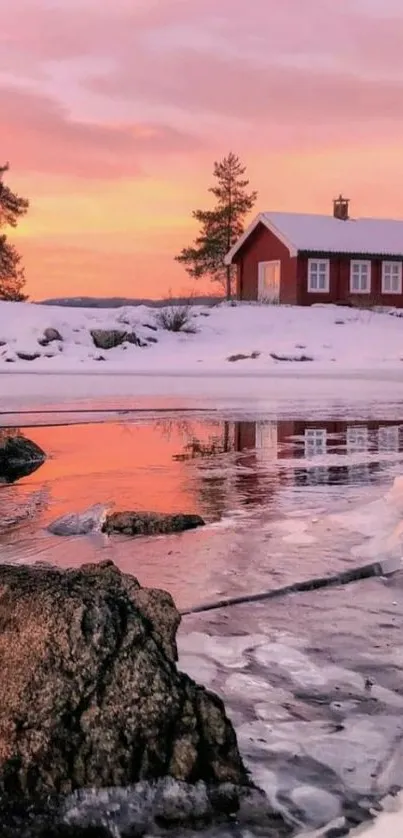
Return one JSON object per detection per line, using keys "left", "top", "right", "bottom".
{"left": 1, "top": 413, "right": 403, "bottom": 610}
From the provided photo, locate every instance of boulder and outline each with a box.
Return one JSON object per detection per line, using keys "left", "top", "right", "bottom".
{"left": 0, "top": 435, "right": 46, "bottom": 484}
{"left": 0, "top": 561, "right": 248, "bottom": 798}
{"left": 90, "top": 330, "right": 146, "bottom": 350}
{"left": 90, "top": 329, "right": 127, "bottom": 349}
{"left": 38, "top": 328, "right": 63, "bottom": 346}
{"left": 102, "top": 511, "right": 206, "bottom": 536}
{"left": 47, "top": 504, "right": 108, "bottom": 536}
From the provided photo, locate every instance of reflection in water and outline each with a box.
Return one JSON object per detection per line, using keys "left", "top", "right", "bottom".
{"left": 1, "top": 413, "right": 403, "bottom": 608}
{"left": 0, "top": 428, "right": 46, "bottom": 485}
{"left": 0, "top": 458, "right": 44, "bottom": 486}
{"left": 1, "top": 417, "right": 403, "bottom": 526}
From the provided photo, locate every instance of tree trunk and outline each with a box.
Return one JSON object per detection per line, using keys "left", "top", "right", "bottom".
{"left": 226, "top": 265, "right": 232, "bottom": 301}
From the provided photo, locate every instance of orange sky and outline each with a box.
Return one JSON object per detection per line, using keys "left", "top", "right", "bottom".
{"left": 3, "top": 0, "right": 403, "bottom": 300}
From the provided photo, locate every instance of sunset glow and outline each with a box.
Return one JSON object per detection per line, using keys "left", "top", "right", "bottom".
{"left": 3, "top": 0, "right": 403, "bottom": 299}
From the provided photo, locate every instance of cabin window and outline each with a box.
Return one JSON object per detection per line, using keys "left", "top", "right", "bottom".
{"left": 307, "top": 259, "right": 330, "bottom": 293}
{"left": 304, "top": 428, "right": 327, "bottom": 458}
{"left": 346, "top": 426, "right": 368, "bottom": 453}
{"left": 378, "top": 425, "right": 400, "bottom": 452}
{"left": 350, "top": 260, "right": 371, "bottom": 293}
{"left": 381, "top": 261, "right": 402, "bottom": 294}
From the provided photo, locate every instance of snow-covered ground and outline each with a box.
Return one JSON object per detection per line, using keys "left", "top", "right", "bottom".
{"left": 1, "top": 299, "right": 403, "bottom": 374}
{"left": 3, "top": 300, "right": 403, "bottom": 411}
{"left": 356, "top": 800, "right": 403, "bottom": 838}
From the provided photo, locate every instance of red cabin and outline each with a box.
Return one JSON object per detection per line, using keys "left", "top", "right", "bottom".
{"left": 225, "top": 197, "right": 403, "bottom": 307}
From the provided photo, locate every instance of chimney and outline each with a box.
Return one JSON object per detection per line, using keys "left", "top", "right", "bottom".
{"left": 333, "top": 194, "right": 350, "bottom": 220}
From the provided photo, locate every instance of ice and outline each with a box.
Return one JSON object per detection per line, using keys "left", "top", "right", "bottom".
{"left": 271, "top": 519, "right": 318, "bottom": 546}
{"left": 177, "top": 654, "right": 218, "bottom": 685}
{"left": 179, "top": 632, "right": 267, "bottom": 669}
{"left": 331, "top": 475, "right": 403, "bottom": 561}
{"left": 253, "top": 644, "right": 328, "bottom": 689}
{"left": 224, "top": 672, "right": 287, "bottom": 703}
{"left": 47, "top": 503, "right": 109, "bottom": 536}
{"left": 291, "top": 786, "right": 341, "bottom": 827}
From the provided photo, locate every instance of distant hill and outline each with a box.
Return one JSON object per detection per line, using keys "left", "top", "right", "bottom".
{"left": 37, "top": 295, "right": 223, "bottom": 309}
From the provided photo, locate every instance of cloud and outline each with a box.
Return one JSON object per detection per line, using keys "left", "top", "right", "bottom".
{"left": 88, "top": 49, "right": 403, "bottom": 134}
{"left": 0, "top": 85, "right": 202, "bottom": 177}
{"left": 3, "top": 0, "right": 403, "bottom": 71}
{"left": 3, "top": 0, "right": 403, "bottom": 148}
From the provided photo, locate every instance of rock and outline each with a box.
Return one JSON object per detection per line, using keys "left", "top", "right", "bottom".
{"left": 16, "top": 352, "right": 41, "bottom": 361}
{"left": 0, "top": 561, "right": 248, "bottom": 797}
{"left": 102, "top": 511, "right": 206, "bottom": 536}
{"left": 90, "top": 329, "right": 145, "bottom": 350}
{"left": 38, "top": 328, "right": 63, "bottom": 346}
{"left": 0, "top": 435, "right": 46, "bottom": 484}
{"left": 48, "top": 504, "right": 108, "bottom": 536}
{"left": 0, "top": 780, "right": 283, "bottom": 837}
{"left": 90, "top": 329, "right": 127, "bottom": 349}
{"left": 125, "top": 332, "right": 144, "bottom": 346}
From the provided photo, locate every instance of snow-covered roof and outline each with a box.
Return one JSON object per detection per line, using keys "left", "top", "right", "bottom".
{"left": 224, "top": 212, "right": 403, "bottom": 263}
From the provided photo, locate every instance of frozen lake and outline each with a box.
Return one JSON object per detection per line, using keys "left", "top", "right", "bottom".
{"left": 1, "top": 397, "right": 403, "bottom": 836}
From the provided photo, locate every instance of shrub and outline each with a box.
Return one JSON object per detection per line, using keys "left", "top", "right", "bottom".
{"left": 157, "top": 302, "right": 197, "bottom": 333}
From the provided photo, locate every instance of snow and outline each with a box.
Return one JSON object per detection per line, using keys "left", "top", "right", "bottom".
{"left": 330, "top": 475, "right": 403, "bottom": 563}
{"left": 354, "top": 799, "right": 403, "bottom": 838}
{"left": 1, "top": 299, "right": 403, "bottom": 374}
{"left": 3, "top": 299, "right": 403, "bottom": 409}
{"left": 226, "top": 211, "right": 403, "bottom": 261}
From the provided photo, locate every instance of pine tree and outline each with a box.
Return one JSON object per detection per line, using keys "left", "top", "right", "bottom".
{"left": 0, "top": 164, "right": 29, "bottom": 301}
{"left": 176, "top": 153, "right": 257, "bottom": 300}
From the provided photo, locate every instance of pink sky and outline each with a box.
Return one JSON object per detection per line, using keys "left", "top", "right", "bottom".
{"left": 3, "top": 0, "right": 403, "bottom": 299}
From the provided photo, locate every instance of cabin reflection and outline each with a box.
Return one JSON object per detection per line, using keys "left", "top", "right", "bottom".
{"left": 173, "top": 418, "right": 403, "bottom": 515}
{"left": 232, "top": 421, "right": 279, "bottom": 506}
{"left": 234, "top": 419, "right": 403, "bottom": 487}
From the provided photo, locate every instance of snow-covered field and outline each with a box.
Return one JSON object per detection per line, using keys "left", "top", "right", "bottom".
{"left": 3, "top": 300, "right": 403, "bottom": 410}
{"left": 1, "top": 299, "right": 403, "bottom": 374}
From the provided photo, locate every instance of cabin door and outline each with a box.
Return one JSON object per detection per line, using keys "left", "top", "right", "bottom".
{"left": 258, "top": 260, "right": 281, "bottom": 303}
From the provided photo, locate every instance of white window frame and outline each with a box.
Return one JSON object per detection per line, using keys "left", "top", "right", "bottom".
{"left": 307, "top": 259, "right": 330, "bottom": 293}
{"left": 381, "top": 261, "right": 402, "bottom": 295}
{"left": 350, "top": 260, "right": 371, "bottom": 294}
{"left": 304, "top": 428, "right": 327, "bottom": 459}
{"left": 378, "top": 425, "right": 400, "bottom": 452}
{"left": 346, "top": 426, "right": 369, "bottom": 453}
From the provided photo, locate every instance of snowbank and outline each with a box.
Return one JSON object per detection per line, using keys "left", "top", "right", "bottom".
{"left": 351, "top": 795, "right": 403, "bottom": 837}
{"left": 1, "top": 300, "right": 403, "bottom": 375}
{"left": 330, "top": 475, "right": 403, "bottom": 563}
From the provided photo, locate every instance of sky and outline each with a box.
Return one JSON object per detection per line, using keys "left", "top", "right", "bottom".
{"left": 2, "top": 0, "right": 403, "bottom": 300}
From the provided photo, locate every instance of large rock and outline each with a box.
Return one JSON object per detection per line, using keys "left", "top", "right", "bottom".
{"left": 0, "top": 435, "right": 46, "bottom": 484}
{"left": 103, "top": 511, "right": 205, "bottom": 536}
{"left": 0, "top": 561, "right": 248, "bottom": 798}
{"left": 38, "top": 327, "right": 63, "bottom": 346}
{"left": 90, "top": 329, "right": 145, "bottom": 350}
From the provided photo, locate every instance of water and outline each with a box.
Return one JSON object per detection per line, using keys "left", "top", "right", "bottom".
{"left": 1, "top": 412, "right": 403, "bottom": 609}
{"left": 1, "top": 404, "right": 403, "bottom": 836}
